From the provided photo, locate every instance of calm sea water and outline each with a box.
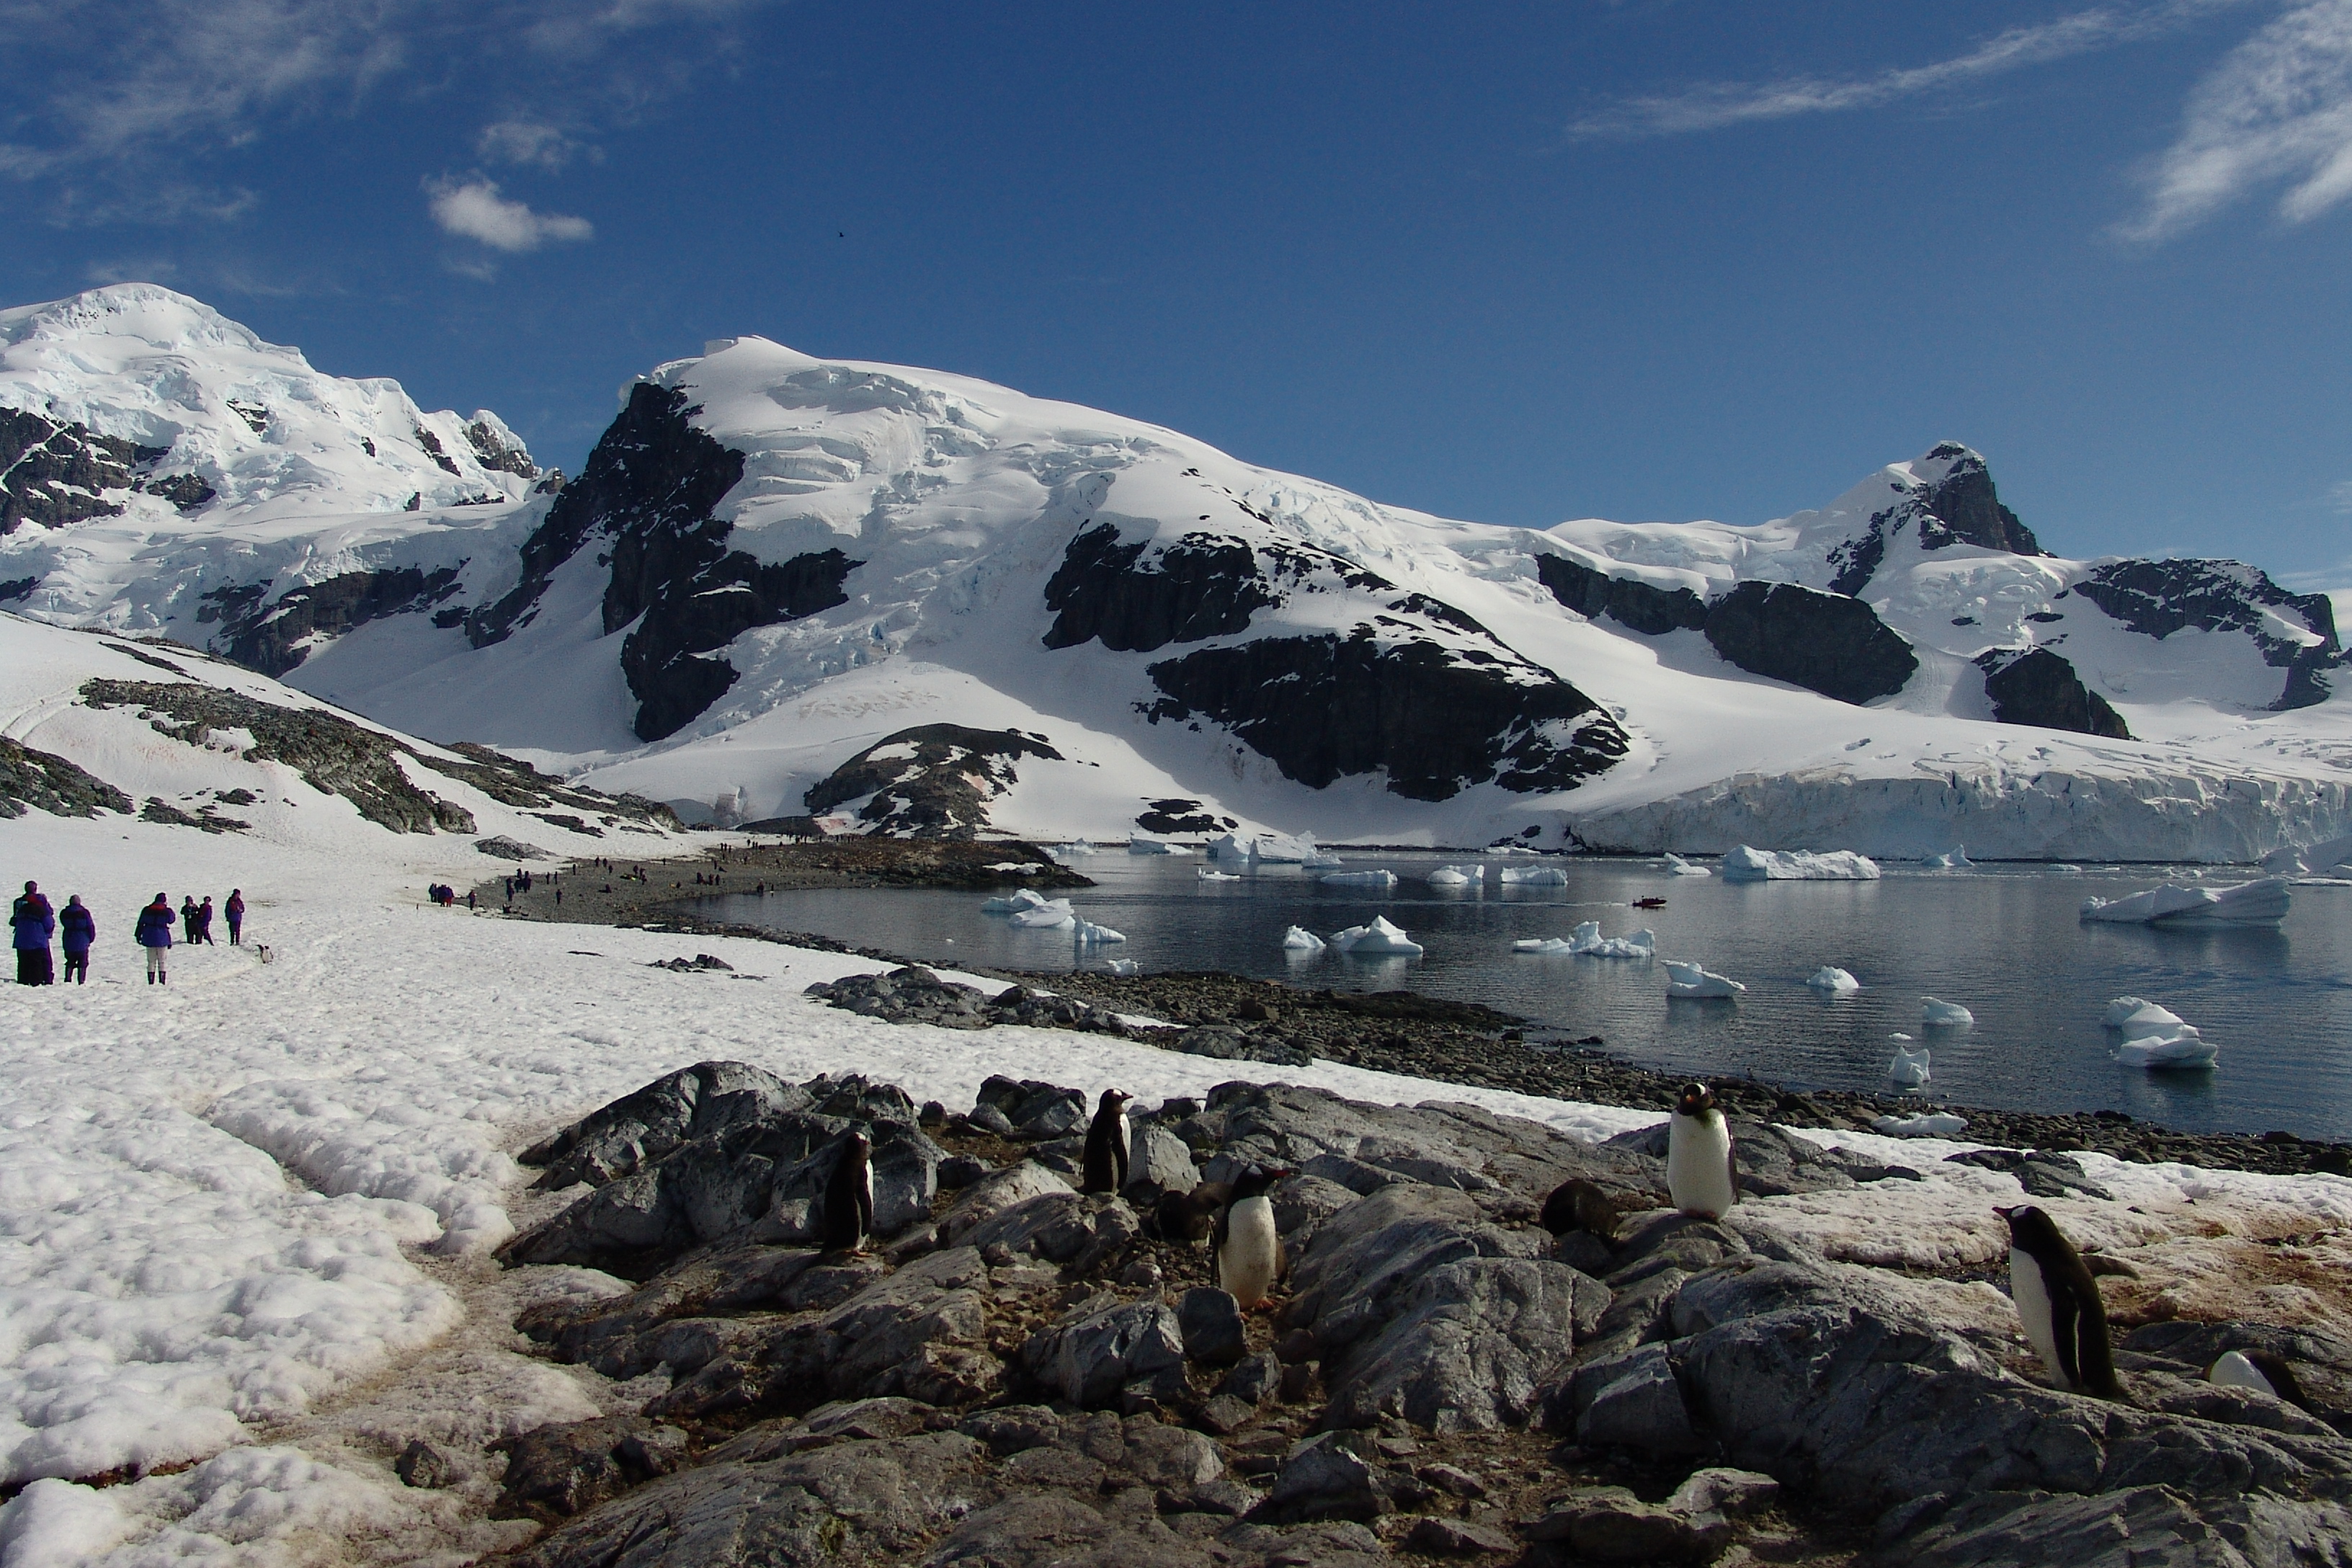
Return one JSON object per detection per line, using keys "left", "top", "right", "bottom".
{"left": 698, "top": 852, "right": 2352, "bottom": 1142}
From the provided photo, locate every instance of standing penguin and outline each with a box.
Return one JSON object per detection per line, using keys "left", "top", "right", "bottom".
{"left": 2000, "top": 1205, "right": 2125, "bottom": 1400}
{"left": 1081, "top": 1088, "right": 1133, "bottom": 1194}
{"left": 2207, "top": 1349, "right": 2318, "bottom": 1413}
{"left": 1214, "top": 1165, "right": 1289, "bottom": 1309}
{"left": 1666, "top": 1082, "right": 1738, "bottom": 1219}
{"left": 1153, "top": 1180, "right": 1231, "bottom": 1243}
{"left": 821, "top": 1130, "right": 875, "bottom": 1254}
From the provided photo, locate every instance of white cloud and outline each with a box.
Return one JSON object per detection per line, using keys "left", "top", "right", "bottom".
{"left": 426, "top": 177, "right": 593, "bottom": 251}
{"left": 1570, "top": 1, "right": 2253, "bottom": 139}
{"left": 2124, "top": 0, "right": 2352, "bottom": 238}
{"left": 2329, "top": 479, "right": 2352, "bottom": 511}
{"left": 477, "top": 119, "right": 592, "bottom": 169}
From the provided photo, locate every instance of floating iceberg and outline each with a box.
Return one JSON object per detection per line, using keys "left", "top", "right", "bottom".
{"left": 1010, "top": 899, "right": 1077, "bottom": 930}
{"left": 1496, "top": 865, "right": 1569, "bottom": 886}
{"left": 1872, "top": 1111, "right": 1969, "bottom": 1137}
{"left": 1805, "top": 966, "right": 1861, "bottom": 992}
{"left": 1073, "top": 917, "right": 1126, "bottom": 945}
{"left": 2080, "top": 877, "right": 2290, "bottom": 927}
{"left": 2103, "top": 996, "right": 2217, "bottom": 1070}
{"left": 1198, "top": 868, "right": 1242, "bottom": 882}
{"left": 1888, "top": 1043, "right": 1932, "bottom": 1087}
{"left": 1922, "top": 845, "right": 1973, "bottom": 870}
{"left": 1210, "top": 831, "right": 1311, "bottom": 863}
{"left": 982, "top": 888, "right": 1054, "bottom": 914}
{"left": 1720, "top": 846, "right": 1881, "bottom": 881}
{"left": 1426, "top": 863, "right": 1485, "bottom": 887}
{"left": 1513, "top": 936, "right": 1577, "bottom": 955}
{"left": 1302, "top": 852, "right": 1345, "bottom": 870}
{"left": 1105, "top": 958, "right": 1139, "bottom": 975}
{"left": 1128, "top": 837, "right": 1175, "bottom": 855}
{"left": 1921, "top": 997, "right": 1974, "bottom": 1028}
{"left": 1513, "top": 922, "right": 1656, "bottom": 958}
{"left": 1322, "top": 869, "right": 1399, "bottom": 888}
{"left": 1282, "top": 926, "right": 1327, "bottom": 952}
{"left": 1329, "top": 917, "right": 1423, "bottom": 956}
{"left": 1664, "top": 853, "right": 1713, "bottom": 878}
{"left": 2263, "top": 833, "right": 2352, "bottom": 876}
{"left": 1048, "top": 842, "right": 1098, "bottom": 857}
{"left": 1664, "top": 960, "right": 1745, "bottom": 998}
{"left": 2046, "top": 864, "right": 2084, "bottom": 876}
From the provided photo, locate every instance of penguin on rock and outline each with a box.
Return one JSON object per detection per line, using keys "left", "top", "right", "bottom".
{"left": 1215, "top": 1165, "right": 1289, "bottom": 1310}
{"left": 821, "top": 1130, "right": 875, "bottom": 1254}
{"left": 1153, "top": 1180, "right": 1231, "bottom": 1243}
{"left": 2207, "top": 1349, "right": 2319, "bottom": 1414}
{"left": 2000, "top": 1205, "right": 2125, "bottom": 1401}
{"left": 1667, "top": 1082, "right": 1739, "bottom": 1219}
{"left": 1541, "top": 1177, "right": 1625, "bottom": 1241}
{"left": 1081, "top": 1088, "right": 1133, "bottom": 1194}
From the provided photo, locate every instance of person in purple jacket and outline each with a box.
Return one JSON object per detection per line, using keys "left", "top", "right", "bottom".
{"left": 135, "top": 893, "right": 174, "bottom": 985}
{"left": 58, "top": 895, "right": 95, "bottom": 984}
{"left": 12, "top": 881, "right": 54, "bottom": 986}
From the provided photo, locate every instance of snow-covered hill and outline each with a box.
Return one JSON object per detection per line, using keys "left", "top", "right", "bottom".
{"left": 8, "top": 285, "right": 2352, "bottom": 860}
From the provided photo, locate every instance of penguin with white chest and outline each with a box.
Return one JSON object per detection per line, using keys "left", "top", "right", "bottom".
{"left": 1215, "top": 1165, "right": 1289, "bottom": 1310}
{"left": 2207, "top": 1349, "right": 2318, "bottom": 1414}
{"left": 1666, "top": 1082, "right": 1739, "bottom": 1219}
{"left": 820, "top": 1130, "right": 875, "bottom": 1254}
{"left": 2001, "top": 1204, "right": 2125, "bottom": 1401}
{"left": 1080, "top": 1089, "right": 1133, "bottom": 1194}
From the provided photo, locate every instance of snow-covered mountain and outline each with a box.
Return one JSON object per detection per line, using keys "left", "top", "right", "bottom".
{"left": 7, "top": 284, "right": 2351, "bottom": 859}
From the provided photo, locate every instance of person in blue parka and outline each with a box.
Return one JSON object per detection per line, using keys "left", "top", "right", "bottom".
{"left": 59, "top": 895, "right": 94, "bottom": 984}
{"left": 12, "top": 881, "right": 54, "bottom": 986}
{"left": 135, "top": 892, "right": 174, "bottom": 985}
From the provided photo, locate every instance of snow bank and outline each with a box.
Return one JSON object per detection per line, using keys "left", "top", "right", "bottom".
{"left": 1328, "top": 917, "right": 1423, "bottom": 956}
{"left": 2080, "top": 877, "right": 2291, "bottom": 927}
{"left": 1719, "top": 845, "right": 1881, "bottom": 882}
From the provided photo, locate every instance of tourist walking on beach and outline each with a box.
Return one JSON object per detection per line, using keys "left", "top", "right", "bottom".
{"left": 180, "top": 896, "right": 199, "bottom": 945}
{"left": 12, "top": 881, "right": 55, "bottom": 986}
{"left": 226, "top": 889, "right": 244, "bottom": 945}
{"left": 59, "top": 895, "right": 94, "bottom": 984}
{"left": 195, "top": 896, "right": 218, "bottom": 945}
{"left": 137, "top": 894, "right": 174, "bottom": 984}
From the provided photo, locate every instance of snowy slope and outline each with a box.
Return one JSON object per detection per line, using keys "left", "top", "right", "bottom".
{"left": 7, "top": 288, "right": 2352, "bottom": 859}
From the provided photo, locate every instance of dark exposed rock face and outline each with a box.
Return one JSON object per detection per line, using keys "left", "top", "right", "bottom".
{"left": 464, "top": 419, "right": 539, "bottom": 478}
{"left": 0, "top": 407, "right": 167, "bottom": 533}
{"left": 2072, "top": 558, "right": 2340, "bottom": 710}
{"left": 469, "top": 382, "right": 858, "bottom": 742}
{"left": 1977, "top": 648, "right": 2132, "bottom": 739}
{"left": 1144, "top": 631, "right": 1630, "bottom": 801}
{"left": 0, "top": 736, "right": 133, "bottom": 819}
{"left": 1135, "top": 797, "right": 1234, "bottom": 834}
{"left": 1827, "top": 443, "right": 2044, "bottom": 595}
{"left": 409, "top": 742, "right": 679, "bottom": 828}
{"left": 1042, "top": 525, "right": 1280, "bottom": 651}
{"left": 1536, "top": 553, "right": 1709, "bottom": 636}
{"left": 802, "top": 725, "right": 1064, "bottom": 838}
{"left": 1702, "top": 582, "right": 1917, "bottom": 705}
{"left": 0, "top": 576, "right": 35, "bottom": 601}
{"left": 141, "top": 473, "right": 215, "bottom": 511}
{"left": 212, "top": 566, "right": 463, "bottom": 677}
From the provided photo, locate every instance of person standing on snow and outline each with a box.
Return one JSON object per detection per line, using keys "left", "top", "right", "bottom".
{"left": 225, "top": 889, "right": 245, "bottom": 945}
{"left": 59, "top": 895, "right": 94, "bottom": 984}
{"left": 137, "top": 893, "right": 175, "bottom": 984}
{"left": 195, "top": 896, "right": 218, "bottom": 945}
{"left": 12, "top": 881, "right": 55, "bottom": 986}
{"left": 180, "top": 895, "right": 199, "bottom": 945}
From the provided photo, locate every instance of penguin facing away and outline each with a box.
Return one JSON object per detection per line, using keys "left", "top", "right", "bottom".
{"left": 1214, "top": 1165, "right": 1290, "bottom": 1310}
{"left": 2000, "top": 1204, "right": 2125, "bottom": 1401}
{"left": 1154, "top": 1180, "right": 1231, "bottom": 1243}
{"left": 821, "top": 1130, "right": 875, "bottom": 1254}
{"left": 1541, "top": 1177, "right": 1624, "bottom": 1241}
{"left": 1666, "top": 1082, "right": 1738, "bottom": 1219}
{"left": 1081, "top": 1088, "right": 1133, "bottom": 1194}
{"left": 2208, "top": 1349, "right": 2318, "bottom": 1413}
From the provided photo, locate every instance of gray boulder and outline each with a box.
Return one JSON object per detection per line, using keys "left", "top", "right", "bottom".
{"left": 521, "top": 1060, "right": 805, "bottom": 1190}
{"left": 1035, "top": 1298, "right": 1186, "bottom": 1408}
{"left": 493, "top": 1415, "right": 690, "bottom": 1525}
{"left": 936, "top": 1161, "right": 1073, "bottom": 1247}
{"left": 1122, "top": 1123, "right": 1198, "bottom": 1202}
{"left": 1568, "top": 1342, "right": 1706, "bottom": 1456}
{"left": 1283, "top": 1183, "right": 1545, "bottom": 1355}
{"left": 1177, "top": 1287, "right": 1247, "bottom": 1366}
{"left": 1326, "top": 1257, "right": 1606, "bottom": 1432}
{"left": 1251, "top": 1432, "right": 1396, "bottom": 1524}
{"left": 758, "top": 1125, "right": 940, "bottom": 1242}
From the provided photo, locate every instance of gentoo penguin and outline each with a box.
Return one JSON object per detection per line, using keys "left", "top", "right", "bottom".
{"left": 1214, "top": 1165, "right": 1289, "bottom": 1310}
{"left": 1153, "top": 1180, "right": 1231, "bottom": 1243}
{"left": 820, "top": 1130, "right": 875, "bottom": 1254}
{"left": 1541, "top": 1177, "right": 1623, "bottom": 1241}
{"left": 1666, "top": 1082, "right": 1738, "bottom": 1219}
{"left": 2000, "top": 1205, "right": 2125, "bottom": 1401}
{"left": 1081, "top": 1089, "right": 1133, "bottom": 1194}
{"left": 2208, "top": 1349, "right": 2318, "bottom": 1413}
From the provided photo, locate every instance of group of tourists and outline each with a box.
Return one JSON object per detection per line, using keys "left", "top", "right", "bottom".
{"left": 11, "top": 882, "right": 246, "bottom": 986}
{"left": 425, "top": 883, "right": 476, "bottom": 909}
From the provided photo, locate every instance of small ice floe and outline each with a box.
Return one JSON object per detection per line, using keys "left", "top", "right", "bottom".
{"left": 1664, "top": 853, "right": 1713, "bottom": 878}
{"left": 1329, "top": 917, "right": 1423, "bottom": 956}
{"left": 1920, "top": 997, "right": 1974, "bottom": 1028}
{"left": 1888, "top": 1039, "right": 1932, "bottom": 1087}
{"left": 1425, "top": 864, "right": 1485, "bottom": 887}
{"left": 1301, "top": 835, "right": 1344, "bottom": 870}
{"left": 1720, "top": 846, "right": 1881, "bottom": 881}
{"left": 2080, "top": 877, "right": 2289, "bottom": 927}
{"left": 1513, "top": 922, "right": 1654, "bottom": 958}
{"left": 1073, "top": 917, "right": 1126, "bottom": 945}
{"left": 1282, "top": 926, "right": 1327, "bottom": 952}
{"left": 1322, "top": 869, "right": 1399, "bottom": 889}
{"left": 1871, "top": 1110, "right": 1969, "bottom": 1137}
{"left": 1198, "top": 868, "right": 1242, "bottom": 881}
{"left": 2104, "top": 996, "right": 2219, "bottom": 1070}
{"left": 1497, "top": 864, "right": 1569, "bottom": 886}
{"left": 1664, "top": 961, "right": 1745, "bottom": 998}
{"left": 1128, "top": 837, "right": 1175, "bottom": 855}
{"left": 1922, "top": 845, "right": 1973, "bottom": 870}
{"left": 1805, "top": 966, "right": 1861, "bottom": 992}
{"left": 1049, "top": 842, "right": 1099, "bottom": 857}
{"left": 1105, "top": 958, "right": 1140, "bottom": 976}
{"left": 1514, "top": 937, "right": 1575, "bottom": 955}
{"left": 982, "top": 888, "right": 1053, "bottom": 914}
{"left": 2263, "top": 833, "right": 2352, "bottom": 876}
{"left": 1010, "top": 899, "right": 1077, "bottom": 930}
{"left": 2046, "top": 864, "right": 2084, "bottom": 876}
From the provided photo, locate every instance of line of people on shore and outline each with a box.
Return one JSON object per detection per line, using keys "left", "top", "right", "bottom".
{"left": 11, "top": 882, "right": 246, "bottom": 986}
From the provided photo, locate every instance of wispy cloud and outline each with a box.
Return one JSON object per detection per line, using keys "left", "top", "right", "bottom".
{"left": 1570, "top": 1, "right": 2252, "bottom": 139}
{"left": 2124, "top": 0, "right": 2352, "bottom": 237}
{"left": 477, "top": 119, "right": 595, "bottom": 170}
{"left": 427, "top": 177, "right": 593, "bottom": 251}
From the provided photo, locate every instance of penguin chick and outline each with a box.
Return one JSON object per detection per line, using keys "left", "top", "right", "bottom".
{"left": 821, "top": 1130, "right": 874, "bottom": 1254}
{"left": 1541, "top": 1177, "right": 1623, "bottom": 1241}
{"left": 1154, "top": 1180, "right": 1231, "bottom": 1243}
{"left": 1215, "top": 1166, "right": 1290, "bottom": 1310}
{"left": 1666, "top": 1082, "right": 1738, "bottom": 1219}
{"left": 2208, "top": 1349, "right": 2318, "bottom": 1414}
{"left": 1081, "top": 1088, "right": 1133, "bottom": 1194}
{"left": 2000, "top": 1204, "right": 2125, "bottom": 1401}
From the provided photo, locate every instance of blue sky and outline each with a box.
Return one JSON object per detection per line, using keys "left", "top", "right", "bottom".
{"left": 5, "top": 1, "right": 2352, "bottom": 582}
